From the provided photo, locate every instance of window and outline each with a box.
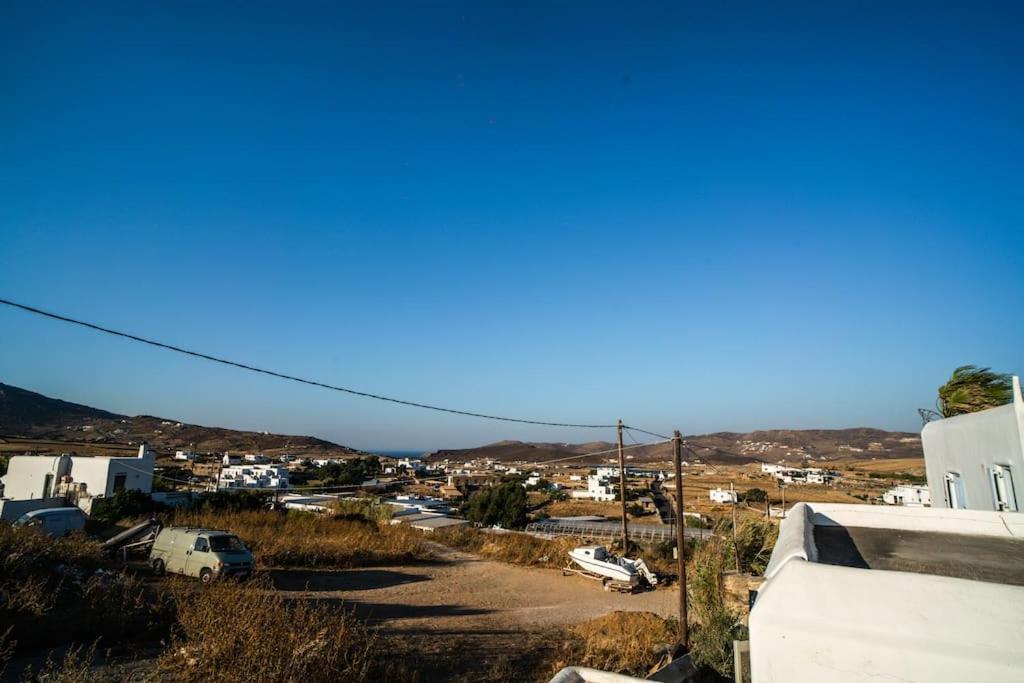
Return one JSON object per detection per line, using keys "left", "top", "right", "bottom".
{"left": 194, "top": 537, "right": 209, "bottom": 552}
{"left": 990, "top": 465, "right": 1018, "bottom": 512}
{"left": 42, "top": 473, "right": 54, "bottom": 498}
{"left": 944, "top": 472, "right": 966, "bottom": 509}
{"left": 113, "top": 473, "right": 126, "bottom": 493}
{"left": 209, "top": 535, "right": 246, "bottom": 552}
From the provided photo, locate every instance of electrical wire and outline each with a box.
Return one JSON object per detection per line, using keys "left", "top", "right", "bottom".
{"left": 0, "top": 297, "right": 618, "bottom": 429}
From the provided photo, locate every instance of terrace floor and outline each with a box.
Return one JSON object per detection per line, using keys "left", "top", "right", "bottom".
{"left": 813, "top": 525, "right": 1024, "bottom": 586}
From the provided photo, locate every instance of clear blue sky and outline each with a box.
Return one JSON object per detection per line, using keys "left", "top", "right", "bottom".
{"left": 1, "top": 2, "right": 1022, "bottom": 450}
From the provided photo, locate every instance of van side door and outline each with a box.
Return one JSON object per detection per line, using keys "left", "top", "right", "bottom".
{"left": 186, "top": 536, "right": 211, "bottom": 577}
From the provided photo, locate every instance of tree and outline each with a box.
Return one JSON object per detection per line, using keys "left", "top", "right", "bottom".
{"left": 937, "top": 365, "right": 1013, "bottom": 418}
{"left": 743, "top": 488, "right": 767, "bottom": 503}
{"left": 464, "top": 482, "right": 529, "bottom": 529}
{"left": 318, "top": 457, "right": 381, "bottom": 486}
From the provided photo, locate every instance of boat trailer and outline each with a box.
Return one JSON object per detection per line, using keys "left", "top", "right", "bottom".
{"left": 561, "top": 563, "right": 639, "bottom": 593}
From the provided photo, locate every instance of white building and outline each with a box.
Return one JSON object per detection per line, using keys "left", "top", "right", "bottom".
{"left": 804, "top": 468, "right": 838, "bottom": 485}
{"left": 0, "top": 445, "right": 155, "bottom": 517}
{"left": 312, "top": 458, "right": 340, "bottom": 468}
{"left": 173, "top": 450, "right": 196, "bottom": 462}
{"left": 709, "top": 487, "right": 739, "bottom": 504}
{"left": 571, "top": 474, "right": 616, "bottom": 502}
{"left": 222, "top": 453, "right": 242, "bottom": 466}
{"left": 921, "top": 375, "right": 1023, "bottom": 512}
{"left": 398, "top": 457, "right": 426, "bottom": 472}
{"left": 218, "top": 464, "right": 290, "bottom": 490}
{"left": 882, "top": 485, "right": 931, "bottom": 507}
{"left": 243, "top": 453, "right": 270, "bottom": 464}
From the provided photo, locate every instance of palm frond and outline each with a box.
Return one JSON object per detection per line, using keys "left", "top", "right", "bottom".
{"left": 937, "top": 365, "right": 1013, "bottom": 418}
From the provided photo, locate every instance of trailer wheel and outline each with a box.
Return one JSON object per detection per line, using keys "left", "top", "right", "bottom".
{"left": 199, "top": 568, "right": 214, "bottom": 584}
{"left": 151, "top": 559, "right": 165, "bottom": 576}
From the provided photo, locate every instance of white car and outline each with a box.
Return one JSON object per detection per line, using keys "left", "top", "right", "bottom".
{"left": 15, "top": 507, "right": 87, "bottom": 537}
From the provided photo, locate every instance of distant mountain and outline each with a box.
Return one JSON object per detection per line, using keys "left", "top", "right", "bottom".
{"left": 0, "top": 382, "right": 360, "bottom": 458}
{"left": 427, "top": 427, "right": 923, "bottom": 466}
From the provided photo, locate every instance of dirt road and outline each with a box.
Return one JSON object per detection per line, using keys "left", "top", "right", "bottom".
{"left": 270, "top": 541, "right": 679, "bottom": 633}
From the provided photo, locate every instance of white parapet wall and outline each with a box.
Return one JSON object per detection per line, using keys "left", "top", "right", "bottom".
{"left": 750, "top": 502, "right": 1024, "bottom": 683}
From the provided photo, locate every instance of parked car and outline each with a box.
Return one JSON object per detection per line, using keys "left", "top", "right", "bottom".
{"left": 148, "top": 527, "right": 254, "bottom": 582}
{"left": 14, "top": 507, "right": 87, "bottom": 537}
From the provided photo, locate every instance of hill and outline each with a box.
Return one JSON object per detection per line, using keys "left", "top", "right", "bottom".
{"left": 427, "top": 427, "right": 923, "bottom": 466}
{"left": 0, "top": 382, "right": 361, "bottom": 458}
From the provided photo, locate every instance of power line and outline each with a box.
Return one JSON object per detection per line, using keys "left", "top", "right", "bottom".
{"left": 0, "top": 297, "right": 621, "bottom": 429}
{"left": 530, "top": 439, "right": 671, "bottom": 466}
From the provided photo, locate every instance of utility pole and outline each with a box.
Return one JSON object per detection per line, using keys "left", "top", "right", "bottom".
{"left": 617, "top": 419, "right": 629, "bottom": 553}
{"left": 731, "top": 481, "right": 740, "bottom": 573}
{"left": 672, "top": 430, "right": 689, "bottom": 650}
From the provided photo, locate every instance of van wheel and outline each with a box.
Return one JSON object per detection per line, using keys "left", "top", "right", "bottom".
{"left": 199, "top": 568, "right": 214, "bottom": 584}
{"left": 151, "top": 559, "right": 165, "bottom": 576}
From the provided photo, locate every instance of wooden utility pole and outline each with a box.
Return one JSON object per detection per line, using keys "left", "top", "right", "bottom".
{"left": 617, "top": 419, "right": 629, "bottom": 553}
{"left": 731, "top": 481, "right": 740, "bottom": 573}
{"left": 672, "top": 430, "right": 689, "bottom": 649}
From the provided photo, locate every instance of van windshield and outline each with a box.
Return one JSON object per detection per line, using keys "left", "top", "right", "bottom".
{"left": 209, "top": 535, "right": 246, "bottom": 552}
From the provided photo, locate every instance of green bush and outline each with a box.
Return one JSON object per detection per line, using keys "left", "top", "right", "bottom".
{"left": 743, "top": 487, "right": 767, "bottom": 503}
{"left": 91, "top": 489, "right": 163, "bottom": 522}
{"left": 465, "top": 482, "right": 529, "bottom": 529}
{"left": 198, "top": 490, "right": 269, "bottom": 512}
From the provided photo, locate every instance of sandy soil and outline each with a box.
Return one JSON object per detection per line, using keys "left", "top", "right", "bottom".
{"left": 269, "top": 541, "right": 679, "bottom": 633}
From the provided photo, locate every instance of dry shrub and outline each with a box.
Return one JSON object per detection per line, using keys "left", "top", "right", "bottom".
{"left": 0, "top": 523, "right": 175, "bottom": 655}
{"left": 735, "top": 518, "right": 778, "bottom": 575}
{"left": 167, "top": 509, "right": 427, "bottom": 568}
{"left": 155, "top": 578, "right": 375, "bottom": 682}
{"left": 687, "top": 536, "right": 740, "bottom": 677}
{"left": 29, "top": 642, "right": 98, "bottom": 683}
{"left": 549, "top": 611, "right": 676, "bottom": 677}
{"left": 434, "top": 527, "right": 576, "bottom": 567}
{"left": 0, "top": 524, "right": 104, "bottom": 581}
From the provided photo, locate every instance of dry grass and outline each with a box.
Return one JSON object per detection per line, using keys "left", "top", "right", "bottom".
{"left": 167, "top": 509, "right": 428, "bottom": 569}
{"left": 0, "top": 524, "right": 175, "bottom": 666}
{"left": 547, "top": 612, "right": 677, "bottom": 678}
{"left": 154, "top": 578, "right": 376, "bottom": 682}
{"left": 435, "top": 526, "right": 577, "bottom": 568}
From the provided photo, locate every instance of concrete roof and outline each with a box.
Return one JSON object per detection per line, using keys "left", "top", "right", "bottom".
{"left": 814, "top": 525, "right": 1024, "bottom": 586}
{"left": 410, "top": 516, "right": 469, "bottom": 529}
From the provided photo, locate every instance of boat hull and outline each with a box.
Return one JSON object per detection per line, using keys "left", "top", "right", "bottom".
{"left": 569, "top": 551, "right": 638, "bottom": 584}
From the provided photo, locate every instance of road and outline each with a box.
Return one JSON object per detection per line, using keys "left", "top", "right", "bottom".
{"left": 269, "top": 541, "right": 680, "bottom": 632}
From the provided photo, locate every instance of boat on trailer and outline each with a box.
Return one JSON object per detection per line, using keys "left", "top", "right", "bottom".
{"left": 567, "top": 545, "right": 658, "bottom": 587}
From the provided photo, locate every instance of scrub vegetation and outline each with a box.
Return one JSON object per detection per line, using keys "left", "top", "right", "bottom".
{"left": 434, "top": 526, "right": 576, "bottom": 567}
{"left": 166, "top": 508, "right": 428, "bottom": 569}
{"left": 547, "top": 611, "right": 678, "bottom": 678}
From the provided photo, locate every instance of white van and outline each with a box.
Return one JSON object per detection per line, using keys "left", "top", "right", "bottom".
{"left": 15, "top": 507, "right": 88, "bottom": 537}
{"left": 149, "top": 527, "right": 254, "bottom": 582}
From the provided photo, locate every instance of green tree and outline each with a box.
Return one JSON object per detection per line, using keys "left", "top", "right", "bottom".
{"left": 743, "top": 487, "right": 767, "bottom": 503}
{"left": 465, "top": 482, "right": 529, "bottom": 529}
{"left": 318, "top": 457, "right": 381, "bottom": 486}
{"left": 937, "top": 365, "right": 1013, "bottom": 418}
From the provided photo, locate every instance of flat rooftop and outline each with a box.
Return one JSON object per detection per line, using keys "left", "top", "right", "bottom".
{"left": 814, "top": 525, "right": 1024, "bottom": 586}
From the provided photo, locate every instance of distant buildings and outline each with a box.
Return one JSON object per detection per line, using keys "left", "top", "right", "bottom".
{"left": 218, "top": 464, "right": 289, "bottom": 490}
{"left": 882, "top": 485, "right": 931, "bottom": 507}
{"left": 709, "top": 487, "right": 739, "bottom": 504}
{"left": 571, "top": 474, "right": 616, "bottom": 501}
{"left": 762, "top": 463, "right": 839, "bottom": 486}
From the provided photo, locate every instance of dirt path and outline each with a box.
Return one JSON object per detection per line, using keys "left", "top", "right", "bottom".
{"left": 269, "top": 542, "right": 679, "bottom": 634}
